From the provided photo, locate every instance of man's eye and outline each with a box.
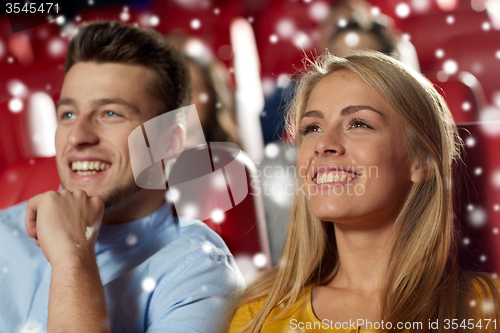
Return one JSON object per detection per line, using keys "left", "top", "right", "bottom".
{"left": 61, "top": 112, "right": 76, "bottom": 120}
{"left": 105, "top": 111, "right": 119, "bottom": 117}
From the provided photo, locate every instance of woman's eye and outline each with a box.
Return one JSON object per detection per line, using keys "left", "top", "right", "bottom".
{"left": 299, "top": 124, "right": 321, "bottom": 135}
{"left": 349, "top": 118, "right": 373, "bottom": 129}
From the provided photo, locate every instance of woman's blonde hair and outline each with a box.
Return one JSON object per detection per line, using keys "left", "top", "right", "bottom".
{"left": 231, "top": 51, "right": 499, "bottom": 332}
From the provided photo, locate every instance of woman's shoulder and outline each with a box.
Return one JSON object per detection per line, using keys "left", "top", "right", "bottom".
{"left": 229, "top": 286, "right": 314, "bottom": 333}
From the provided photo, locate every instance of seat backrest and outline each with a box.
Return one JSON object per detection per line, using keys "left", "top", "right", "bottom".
{"left": 456, "top": 124, "right": 500, "bottom": 273}
{"left": 0, "top": 157, "right": 59, "bottom": 209}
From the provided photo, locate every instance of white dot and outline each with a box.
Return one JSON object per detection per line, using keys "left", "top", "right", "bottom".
{"left": 395, "top": 3, "right": 411, "bottom": 18}
{"left": 412, "top": 0, "right": 431, "bottom": 12}
{"left": 337, "top": 18, "right": 348, "bottom": 28}
{"left": 123, "top": 6, "right": 129, "bottom": 11}
{"left": 474, "top": 167, "right": 482, "bottom": 176}
{"left": 462, "top": 101, "right": 471, "bottom": 111}
{"left": 7, "top": 79, "right": 28, "bottom": 98}
{"left": 496, "top": 50, "right": 500, "bottom": 59}
{"left": 2, "top": 267, "right": 8, "bottom": 273}
{"left": 470, "top": 299, "right": 477, "bottom": 307}
{"left": 182, "top": 204, "right": 198, "bottom": 219}
{"left": 75, "top": 15, "right": 81, "bottom": 22}
{"left": 435, "top": 49, "right": 444, "bottom": 58}
{"left": 446, "top": 15, "right": 455, "bottom": 24}
{"left": 482, "top": 22, "right": 491, "bottom": 31}
{"left": 88, "top": 0, "right": 94, "bottom": 5}
{"left": 443, "top": 60, "right": 458, "bottom": 75}
{"left": 253, "top": 253, "right": 267, "bottom": 268}
{"left": 8, "top": 56, "right": 14, "bottom": 63}
{"left": 309, "top": 2, "right": 330, "bottom": 22}
{"left": 199, "top": 92, "right": 209, "bottom": 103}
{"left": 492, "top": 170, "right": 500, "bottom": 188}
{"left": 8, "top": 98, "right": 23, "bottom": 113}
{"left": 55, "top": 15, "right": 65, "bottom": 25}
{"left": 247, "top": 16, "right": 254, "bottom": 23}
{"left": 303, "top": 0, "right": 312, "bottom": 3}
{"left": 191, "top": 19, "right": 201, "bottom": 30}
{"left": 293, "top": 31, "right": 311, "bottom": 49}
{"left": 468, "top": 207, "right": 487, "bottom": 228}
{"left": 12, "top": 229, "right": 19, "bottom": 236}
{"left": 150, "top": 16, "right": 159, "bottom": 27}
{"left": 479, "top": 106, "right": 500, "bottom": 136}
{"left": 467, "top": 204, "right": 474, "bottom": 211}
{"left": 48, "top": 39, "right": 65, "bottom": 57}
{"left": 269, "top": 34, "right": 278, "bottom": 44}
{"left": 211, "top": 209, "right": 225, "bottom": 223}
{"left": 265, "top": 143, "right": 280, "bottom": 159}
{"left": 202, "top": 242, "right": 213, "bottom": 253}
{"left": 125, "top": 233, "right": 138, "bottom": 246}
{"left": 436, "top": 71, "right": 449, "bottom": 82}
{"left": 402, "top": 33, "right": 411, "bottom": 41}
{"left": 166, "top": 188, "right": 180, "bottom": 203}
{"left": 493, "top": 228, "right": 499, "bottom": 234}
{"left": 479, "top": 254, "right": 487, "bottom": 262}
{"left": 494, "top": 204, "right": 500, "bottom": 211}
{"left": 214, "top": 8, "right": 220, "bottom": 15}
{"left": 344, "top": 31, "right": 360, "bottom": 47}
{"left": 120, "top": 11, "right": 130, "bottom": 21}
{"left": 371, "top": 7, "right": 381, "bottom": 16}
{"left": 142, "top": 277, "right": 156, "bottom": 292}
{"left": 463, "top": 237, "right": 470, "bottom": 245}
{"left": 465, "top": 137, "right": 475, "bottom": 147}
{"left": 277, "top": 19, "right": 295, "bottom": 38}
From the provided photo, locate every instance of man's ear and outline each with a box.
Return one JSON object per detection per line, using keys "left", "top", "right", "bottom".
{"left": 165, "top": 124, "right": 185, "bottom": 160}
{"left": 410, "top": 154, "right": 432, "bottom": 183}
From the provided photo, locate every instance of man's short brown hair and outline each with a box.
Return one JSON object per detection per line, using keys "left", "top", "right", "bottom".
{"left": 65, "top": 21, "right": 191, "bottom": 115}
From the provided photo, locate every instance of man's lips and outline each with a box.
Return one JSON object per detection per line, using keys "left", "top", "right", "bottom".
{"left": 66, "top": 157, "right": 112, "bottom": 174}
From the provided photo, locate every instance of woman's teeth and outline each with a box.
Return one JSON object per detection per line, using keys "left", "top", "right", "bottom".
{"left": 316, "top": 173, "right": 353, "bottom": 184}
{"left": 71, "top": 161, "right": 110, "bottom": 175}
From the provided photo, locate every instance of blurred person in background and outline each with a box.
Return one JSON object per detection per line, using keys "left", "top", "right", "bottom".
{"left": 168, "top": 33, "right": 240, "bottom": 148}
{"left": 0, "top": 21, "right": 243, "bottom": 333}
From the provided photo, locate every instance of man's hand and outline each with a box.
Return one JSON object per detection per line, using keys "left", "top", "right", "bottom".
{"left": 25, "top": 189, "right": 104, "bottom": 264}
{"left": 24, "top": 190, "right": 110, "bottom": 333}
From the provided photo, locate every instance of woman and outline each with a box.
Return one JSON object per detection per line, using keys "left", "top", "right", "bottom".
{"left": 229, "top": 51, "right": 499, "bottom": 332}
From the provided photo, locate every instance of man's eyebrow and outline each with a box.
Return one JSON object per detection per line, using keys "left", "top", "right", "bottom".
{"left": 56, "top": 98, "right": 77, "bottom": 109}
{"left": 340, "top": 105, "right": 385, "bottom": 117}
{"left": 92, "top": 98, "right": 140, "bottom": 113}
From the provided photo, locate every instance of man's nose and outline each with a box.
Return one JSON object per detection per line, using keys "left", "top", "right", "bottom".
{"left": 67, "top": 117, "right": 99, "bottom": 148}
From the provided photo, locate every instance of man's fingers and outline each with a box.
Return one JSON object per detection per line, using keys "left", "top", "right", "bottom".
{"left": 25, "top": 194, "right": 42, "bottom": 239}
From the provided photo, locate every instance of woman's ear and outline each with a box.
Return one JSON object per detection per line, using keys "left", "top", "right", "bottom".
{"left": 410, "top": 155, "right": 431, "bottom": 183}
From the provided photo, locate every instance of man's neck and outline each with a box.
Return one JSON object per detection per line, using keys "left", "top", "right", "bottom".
{"left": 102, "top": 190, "right": 166, "bottom": 225}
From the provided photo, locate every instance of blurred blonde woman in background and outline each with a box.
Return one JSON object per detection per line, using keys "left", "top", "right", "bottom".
{"left": 229, "top": 51, "right": 499, "bottom": 332}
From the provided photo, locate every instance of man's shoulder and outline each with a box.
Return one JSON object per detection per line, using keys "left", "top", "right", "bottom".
{"left": 0, "top": 201, "right": 27, "bottom": 224}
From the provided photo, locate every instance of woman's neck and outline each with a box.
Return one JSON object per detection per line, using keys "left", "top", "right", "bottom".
{"left": 326, "top": 221, "right": 395, "bottom": 296}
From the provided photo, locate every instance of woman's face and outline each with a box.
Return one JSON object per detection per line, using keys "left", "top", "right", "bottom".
{"left": 297, "top": 70, "right": 418, "bottom": 228}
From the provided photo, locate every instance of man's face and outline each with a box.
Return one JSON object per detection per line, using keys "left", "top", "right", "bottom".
{"left": 55, "top": 62, "right": 160, "bottom": 207}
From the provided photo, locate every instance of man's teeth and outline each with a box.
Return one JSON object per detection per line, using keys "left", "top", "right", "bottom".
{"left": 71, "top": 161, "right": 110, "bottom": 173}
{"left": 316, "top": 173, "right": 353, "bottom": 184}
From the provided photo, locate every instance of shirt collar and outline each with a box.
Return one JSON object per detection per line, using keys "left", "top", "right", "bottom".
{"left": 94, "top": 201, "right": 174, "bottom": 253}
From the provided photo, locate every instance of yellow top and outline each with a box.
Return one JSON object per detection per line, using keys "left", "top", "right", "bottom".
{"left": 229, "top": 281, "right": 499, "bottom": 333}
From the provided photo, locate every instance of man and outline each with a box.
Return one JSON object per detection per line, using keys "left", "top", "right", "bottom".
{"left": 0, "top": 21, "right": 243, "bottom": 332}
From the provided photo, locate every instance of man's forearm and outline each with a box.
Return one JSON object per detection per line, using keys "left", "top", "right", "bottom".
{"left": 48, "top": 246, "right": 111, "bottom": 333}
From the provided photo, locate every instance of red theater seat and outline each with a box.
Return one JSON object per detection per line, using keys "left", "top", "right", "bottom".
{"left": 0, "top": 157, "right": 59, "bottom": 209}
{"left": 439, "top": 31, "right": 500, "bottom": 104}
{"left": 399, "top": 10, "right": 489, "bottom": 70}
{"left": 456, "top": 124, "right": 500, "bottom": 274}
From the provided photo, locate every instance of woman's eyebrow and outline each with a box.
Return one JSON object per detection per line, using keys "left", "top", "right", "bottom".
{"left": 300, "top": 110, "right": 324, "bottom": 121}
{"left": 340, "top": 105, "right": 385, "bottom": 117}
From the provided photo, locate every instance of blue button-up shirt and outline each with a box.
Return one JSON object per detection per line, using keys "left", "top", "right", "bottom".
{"left": 0, "top": 201, "right": 244, "bottom": 333}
